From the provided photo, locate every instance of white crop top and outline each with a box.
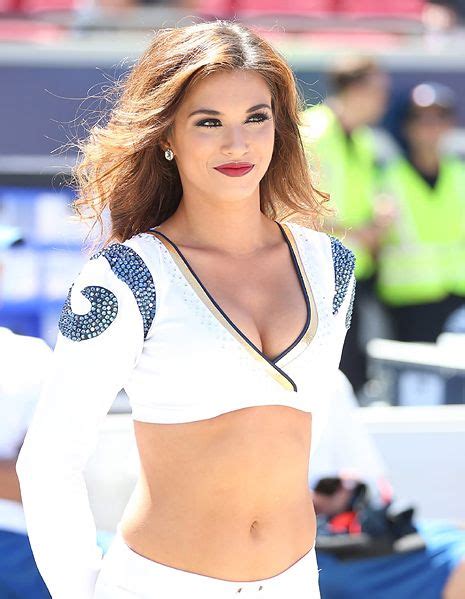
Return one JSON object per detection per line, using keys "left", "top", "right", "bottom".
{"left": 16, "top": 220, "right": 355, "bottom": 599}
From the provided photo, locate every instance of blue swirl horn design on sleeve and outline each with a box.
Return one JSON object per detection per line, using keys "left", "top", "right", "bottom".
{"left": 59, "top": 243, "right": 157, "bottom": 342}
{"left": 329, "top": 235, "right": 356, "bottom": 327}
{"left": 58, "top": 284, "right": 118, "bottom": 341}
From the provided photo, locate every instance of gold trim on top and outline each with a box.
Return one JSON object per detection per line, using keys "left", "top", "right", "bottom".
{"left": 146, "top": 224, "right": 317, "bottom": 392}
{"left": 279, "top": 222, "right": 319, "bottom": 354}
{"left": 148, "top": 231, "right": 295, "bottom": 391}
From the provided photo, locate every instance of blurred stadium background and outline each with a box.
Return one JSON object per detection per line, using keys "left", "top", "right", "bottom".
{"left": 1, "top": 2, "right": 465, "bottom": 597}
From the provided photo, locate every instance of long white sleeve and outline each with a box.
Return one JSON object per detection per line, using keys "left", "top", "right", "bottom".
{"left": 310, "top": 370, "right": 389, "bottom": 500}
{"left": 16, "top": 247, "right": 146, "bottom": 599}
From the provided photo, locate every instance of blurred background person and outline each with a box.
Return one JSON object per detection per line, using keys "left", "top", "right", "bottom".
{"left": 0, "top": 225, "right": 53, "bottom": 598}
{"left": 376, "top": 82, "right": 465, "bottom": 343}
{"left": 424, "top": 0, "right": 465, "bottom": 32}
{"left": 300, "top": 55, "right": 395, "bottom": 395}
{"left": 309, "top": 370, "right": 465, "bottom": 599}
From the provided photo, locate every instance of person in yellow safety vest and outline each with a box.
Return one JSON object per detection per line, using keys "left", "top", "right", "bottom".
{"left": 377, "top": 82, "right": 465, "bottom": 343}
{"left": 300, "top": 56, "right": 395, "bottom": 393}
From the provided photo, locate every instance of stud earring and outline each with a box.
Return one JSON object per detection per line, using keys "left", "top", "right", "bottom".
{"left": 164, "top": 148, "right": 174, "bottom": 161}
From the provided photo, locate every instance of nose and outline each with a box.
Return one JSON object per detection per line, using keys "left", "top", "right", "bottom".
{"left": 221, "top": 125, "right": 249, "bottom": 156}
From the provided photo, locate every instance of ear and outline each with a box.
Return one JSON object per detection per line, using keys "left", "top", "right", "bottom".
{"left": 160, "top": 125, "right": 175, "bottom": 153}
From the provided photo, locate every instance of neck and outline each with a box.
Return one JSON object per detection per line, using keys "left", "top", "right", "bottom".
{"left": 158, "top": 188, "right": 279, "bottom": 256}
{"left": 328, "top": 96, "right": 363, "bottom": 133}
{"left": 409, "top": 146, "right": 440, "bottom": 176}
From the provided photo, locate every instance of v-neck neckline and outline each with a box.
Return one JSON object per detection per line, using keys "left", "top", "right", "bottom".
{"left": 145, "top": 221, "right": 318, "bottom": 392}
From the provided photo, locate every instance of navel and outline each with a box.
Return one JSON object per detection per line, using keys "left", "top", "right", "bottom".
{"left": 250, "top": 520, "right": 259, "bottom": 533}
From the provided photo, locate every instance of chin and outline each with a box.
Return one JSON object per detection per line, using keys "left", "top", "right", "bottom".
{"left": 218, "top": 189, "right": 256, "bottom": 203}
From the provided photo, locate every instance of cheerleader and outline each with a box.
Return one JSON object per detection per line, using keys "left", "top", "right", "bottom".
{"left": 16, "top": 20, "right": 355, "bottom": 598}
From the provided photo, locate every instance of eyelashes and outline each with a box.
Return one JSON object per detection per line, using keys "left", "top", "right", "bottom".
{"left": 195, "top": 112, "right": 272, "bottom": 128}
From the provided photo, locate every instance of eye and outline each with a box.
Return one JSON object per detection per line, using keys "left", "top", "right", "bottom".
{"left": 248, "top": 112, "right": 272, "bottom": 124}
{"left": 195, "top": 112, "right": 272, "bottom": 128}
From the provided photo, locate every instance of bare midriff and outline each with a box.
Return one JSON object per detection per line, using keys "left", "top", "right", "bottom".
{"left": 118, "top": 404, "right": 316, "bottom": 582}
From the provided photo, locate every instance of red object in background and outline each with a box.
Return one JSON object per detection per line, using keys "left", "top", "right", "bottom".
{"left": 20, "top": 0, "right": 79, "bottom": 12}
{"left": 0, "top": 18, "right": 66, "bottom": 40}
{"left": 0, "top": 0, "right": 79, "bottom": 13}
{"left": 335, "top": 0, "right": 424, "bottom": 17}
{"left": 329, "top": 511, "right": 362, "bottom": 535}
{"left": 0, "top": 0, "right": 21, "bottom": 12}
{"left": 198, "top": 0, "right": 424, "bottom": 18}
{"left": 199, "top": 0, "right": 335, "bottom": 17}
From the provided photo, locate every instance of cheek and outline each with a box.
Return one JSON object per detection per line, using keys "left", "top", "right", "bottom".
{"left": 176, "top": 129, "right": 215, "bottom": 168}
{"left": 186, "top": 128, "right": 217, "bottom": 151}
{"left": 367, "top": 98, "right": 382, "bottom": 114}
{"left": 419, "top": 127, "right": 441, "bottom": 143}
{"left": 375, "top": 90, "right": 388, "bottom": 105}
{"left": 256, "top": 124, "right": 275, "bottom": 154}
{"left": 434, "top": 125, "right": 450, "bottom": 138}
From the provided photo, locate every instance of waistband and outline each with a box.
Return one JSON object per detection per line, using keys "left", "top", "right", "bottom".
{"left": 98, "top": 525, "right": 319, "bottom": 596}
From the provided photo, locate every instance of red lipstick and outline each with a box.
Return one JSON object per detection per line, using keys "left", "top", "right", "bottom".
{"left": 214, "top": 162, "right": 254, "bottom": 177}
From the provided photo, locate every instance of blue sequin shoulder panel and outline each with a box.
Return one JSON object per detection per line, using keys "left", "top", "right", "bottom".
{"left": 329, "top": 236, "right": 356, "bottom": 329}
{"left": 58, "top": 243, "right": 156, "bottom": 342}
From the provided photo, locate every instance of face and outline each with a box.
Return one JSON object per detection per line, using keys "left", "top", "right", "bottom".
{"left": 404, "top": 106, "right": 454, "bottom": 150}
{"left": 164, "top": 69, "right": 275, "bottom": 204}
{"left": 348, "top": 71, "right": 390, "bottom": 125}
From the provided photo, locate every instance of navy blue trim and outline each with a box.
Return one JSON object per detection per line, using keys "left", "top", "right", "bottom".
{"left": 148, "top": 224, "right": 310, "bottom": 392}
{"left": 270, "top": 222, "right": 312, "bottom": 363}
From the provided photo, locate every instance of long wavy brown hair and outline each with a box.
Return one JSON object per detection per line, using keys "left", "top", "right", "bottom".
{"left": 70, "top": 19, "right": 330, "bottom": 252}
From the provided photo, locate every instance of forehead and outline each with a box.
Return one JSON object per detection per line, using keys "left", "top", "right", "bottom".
{"left": 179, "top": 70, "right": 271, "bottom": 113}
{"left": 409, "top": 105, "right": 452, "bottom": 120}
{"left": 361, "top": 71, "right": 390, "bottom": 89}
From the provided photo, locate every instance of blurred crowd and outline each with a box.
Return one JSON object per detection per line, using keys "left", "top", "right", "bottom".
{"left": 299, "top": 55, "right": 465, "bottom": 395}
{"left": 2, "top": 0, "right": 465, "bottom": 32}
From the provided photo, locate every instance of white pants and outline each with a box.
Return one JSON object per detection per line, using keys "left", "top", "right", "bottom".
{"left": 93, "top": 527, "right": 321, "bottom": 598}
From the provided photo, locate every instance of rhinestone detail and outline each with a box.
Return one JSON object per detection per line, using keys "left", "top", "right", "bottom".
{"left": 59, "top": 243, "right": 156, "bottom": 342}
{"left": 345, "top": 276, "right": 356, "bottom": 329}
{"left": 58, "top": 285, "right": 118, "bottom": 341}
{"left": 329, "top": 236, "right": 355, "bottom": 320}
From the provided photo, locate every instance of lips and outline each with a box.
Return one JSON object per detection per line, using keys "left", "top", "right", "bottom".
{"left": 214, "top": 163, "right": 254, "bottom": 177}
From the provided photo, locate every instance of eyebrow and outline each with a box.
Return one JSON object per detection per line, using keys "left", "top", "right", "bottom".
{"left": 188, "top": 103, "right": 272, "bottom": 118}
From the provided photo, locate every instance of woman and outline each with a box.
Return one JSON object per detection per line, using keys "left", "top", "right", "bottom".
{"left": 16, "top": 21, "right": 356, "bottom": 599}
